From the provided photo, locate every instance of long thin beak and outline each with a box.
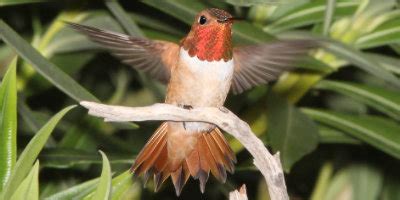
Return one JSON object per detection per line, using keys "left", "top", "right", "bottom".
{"left": 217, "top": 17, "right": 243, "bottom": 23}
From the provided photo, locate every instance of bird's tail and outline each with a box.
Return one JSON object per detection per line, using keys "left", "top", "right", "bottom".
{"left": 130, "top": 122, "right": 236, "bottom": 195}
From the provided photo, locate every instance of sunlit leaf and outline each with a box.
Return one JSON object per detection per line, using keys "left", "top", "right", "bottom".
{"left": 356, "top": 19, "right": 400, "bottom": 48}
{"left": 90, "top": 151, "right": 111, "bottom": 200}
{"left": 324, "top": 164, "right": 383, "bottom": 200}
{"left": 10, "top": 161, "right": 39, "bottom": 200}
{"left": 0, "top": 58, "right": 17, "bottom": 192}
{"left": 0, "top": 0, "right": 49, "bottom": 6}
{"left": 1, "top": 106, "right": 75, "bottom": 200}
{"left": 265, "top": 0, "right": 358, "bottom": 33}
{"left": 321, "top": 39, "right": 400, "bottom": 88}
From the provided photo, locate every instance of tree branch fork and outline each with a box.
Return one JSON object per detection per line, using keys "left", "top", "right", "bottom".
{"left": 80, "top": 101, "right": 289, "bottom": 200}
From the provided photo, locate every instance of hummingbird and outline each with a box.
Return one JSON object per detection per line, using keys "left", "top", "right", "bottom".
{"left": 68, "top": 8, "right": 316, "bottom": 196}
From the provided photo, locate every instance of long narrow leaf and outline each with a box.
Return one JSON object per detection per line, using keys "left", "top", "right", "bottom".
{"left": 1, "top": 106, "right": 75, "bottom": 200}
{"left": 44, "top": 178, "right": 99, "bottom": 200}
{"left": 303, "top": 108, "right": 400, "bottom": 159}
{"left": 10, "top": 161, "right": 39, "bottom": 200}
{"left": 316, "top": 80, "right": 400, "bottom": 120}
{"left": 321, "top": 39, "right": 400, "bottom": 88}
{"left": 323, "top": 0, "right": 336, "bottom": 36}
{"left": 142, "top": 0, "right": 274, "bottom": 44}
{"left": 105, "top": 0, "right": 144, "bottom": 37}
{"left": 0, "top": 0, "right": 49, "bottom": 6}
{"left": 0, "top": 58, "right": 17, "bottom": 191}
{"left": 0, "top": 20, "right": 98, "bottom": 102}
{"left": 91, "top": 151, "right": 111, "bottom": 200}
{"left": 265, "top": 1, "right": 358, "bottom": 33}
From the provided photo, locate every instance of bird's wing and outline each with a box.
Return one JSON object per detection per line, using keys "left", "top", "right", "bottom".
{"left": 67, "top": 22, "right": 180, "bottom": 84}
{"left": 231, "top": 40, "right": 318, "bottom": 94}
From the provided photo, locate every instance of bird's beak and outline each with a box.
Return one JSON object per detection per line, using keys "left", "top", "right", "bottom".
{"left": 217, "top": 17, "right": 242, "bottom": 23}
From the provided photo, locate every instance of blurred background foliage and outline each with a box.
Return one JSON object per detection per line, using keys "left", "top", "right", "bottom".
{"left": 0, "top": 0, "right": 399, "bottom": 199}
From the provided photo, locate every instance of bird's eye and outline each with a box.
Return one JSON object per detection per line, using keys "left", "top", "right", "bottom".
{"left": 199, "top": 15, "right": 207, "bottom": 25}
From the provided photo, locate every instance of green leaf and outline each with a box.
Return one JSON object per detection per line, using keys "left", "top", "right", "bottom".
{"left": 322, "top": 0, "right": 336, "bottom": 36}
{"left": 142, "top": 0, "right": 204, "bottom": 25}
{"left": 365, "top": 53, "right": 400, "bottom": 75}
{"left": 381, "top": 176, "right": 400, "bottom": 200}
{"left": 0, "top": 20, "right": 98, "bottom": 102}
{"left": 46, "top": 13, "right": 123, "bottom": 54}
{"left": 316, "top": 80, "right": 400, "bottom": 120}
{"left": 321, "top": 39, "right": 400, "bottom": 88}
{"left": 303, "top": 108, "right": 400, "bottom": 158}
{"left": 10, "top": 161, "right": 39, "bottom": 200}
{"left": 266, "top": 92, "right": 319, "bottom": 172}
{"left": 44, "top": 178, "right": 99, "bottom": 200}
{"left": 105, "top": 0, "right": 144, "bottom": 37}
{"left": 0, "top": 58, "right": 17, "bottom": 191}
{"left": 1, "top": 105, "right": 75, "bottom": 200}
{"left": 110, "top": 171, "right": 134, "bottom": 200}
{"left": 311, "top": 162, "right": 334, "bottom": 200}
{"left": 324, "top": 164, "right": 383, "bottom": 200}
{"left": 39, "top": 148, "right": 132, "bottom": 169}
{"left": 265, "top": 1, "right": 358, "bottom": 33}
{"left": 226, "top": 0, "right": 282, "bottom": 7}
{"left": 356, "top": 17, "right": 400, "bottom": 49}
{"left": 142, "top": 0, "right": 274, "bottom": 44}
{"left": 318, "top": 125, "right": 360, "bottom": 144}
{"left": 0, "top": 0, "right": 49, "bottom": 6}
{"left": 91, "top": 151, "right": 112, "bottom": 200}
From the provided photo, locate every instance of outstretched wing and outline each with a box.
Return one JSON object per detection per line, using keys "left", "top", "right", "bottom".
{"left": 231, "top": 40, "right": 318, "bottom": 94}
{"left": 67, "top": 22, "right": 180, "bottom": 83}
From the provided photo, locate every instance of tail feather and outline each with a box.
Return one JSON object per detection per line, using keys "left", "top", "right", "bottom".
{"left": 131, "top": 122, "right": 236, "bottom": 196}
{"left": 131, "top": 123, "right": 168, "bottom": 173}
{"left": 186, "top": 149, "right": 200, "bottom": 178}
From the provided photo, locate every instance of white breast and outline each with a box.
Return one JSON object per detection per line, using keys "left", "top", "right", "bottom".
{"left": 180, "top": 48, "right": 234, "bottom": 81}
{"left": 178, "top": 48, "right": 234, "bottom": 133}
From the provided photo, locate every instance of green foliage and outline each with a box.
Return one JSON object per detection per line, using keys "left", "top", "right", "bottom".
{"left": 0, "top": 106, "right": 74, "bottom": 200}
{"left": 0, "top": 58, "right": 17, "bottom": 191}
{"left": 10, "top": 161, "right": 40, "bottom": 200}
{"left": 1, "top": 0, "right": 399, "bottom": 199}
{"left": 266, "top": 92, "right": 318, "bottom": 172}
{"left": 90, "top": 151, "right": 112, "bottom": 200}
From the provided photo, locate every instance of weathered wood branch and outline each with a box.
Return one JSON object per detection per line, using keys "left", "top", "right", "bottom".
{"left": 80, "top": 101, "right": 289, "bottom": 200}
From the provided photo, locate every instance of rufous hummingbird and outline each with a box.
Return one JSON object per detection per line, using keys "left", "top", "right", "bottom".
{"left": 68, "top": 8, "right": 316, "bottom": 196}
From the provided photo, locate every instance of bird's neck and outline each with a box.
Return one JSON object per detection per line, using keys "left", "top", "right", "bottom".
{"left": 181, "top": 26, "right": 232, "bottom": 62}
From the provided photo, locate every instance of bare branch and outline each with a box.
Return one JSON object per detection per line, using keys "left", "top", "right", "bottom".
{"left": 80, "top": 101, "right": 289, "bottom": 200}
{"left": 229, "top": 184, "right": 248, "bottom": 200}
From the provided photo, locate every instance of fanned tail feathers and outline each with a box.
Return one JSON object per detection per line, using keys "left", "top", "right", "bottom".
{"left": 131, "top": 122, "right": 236, "bottom": 196}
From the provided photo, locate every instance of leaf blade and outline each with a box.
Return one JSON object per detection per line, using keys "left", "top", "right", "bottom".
{"left": 1, "top": 105, "right": 75, "bottom": 200}
{"left": 267, "top": 92, "right": 319, "bottom": 172}
{"left": 10, "top": 161, "right": 39, "bottom": 200}
{"left": 303, "top": 108, "right": 400, "bottom": 158}
{"left": 316, "top": 80, "right": 400, "bottom": 120}
{"left": 91, "top": 151, "right": 112, "bottom": 200}
{"left": 0, "top": 57, "right": 17, "bottom": 191}
{"left": 0, "top": 20, "right": 98, "bottom": 102}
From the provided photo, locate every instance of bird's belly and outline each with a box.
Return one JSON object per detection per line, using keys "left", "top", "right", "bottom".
{"left": 165, "top": 48, "right": 234, "bottom": 133}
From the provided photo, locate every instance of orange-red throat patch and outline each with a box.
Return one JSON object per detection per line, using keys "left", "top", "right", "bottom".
{"left": 182, "top": 23, "right": 232, "bottom": 62}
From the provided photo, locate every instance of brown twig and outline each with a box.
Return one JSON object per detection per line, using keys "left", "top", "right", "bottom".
{"left": 80, "top": 101, "right": 289, "bottom": 200}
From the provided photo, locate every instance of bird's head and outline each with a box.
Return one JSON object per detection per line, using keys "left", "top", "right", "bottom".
{"left": 182, "top": 8, "right": 234, "bottom": 62}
